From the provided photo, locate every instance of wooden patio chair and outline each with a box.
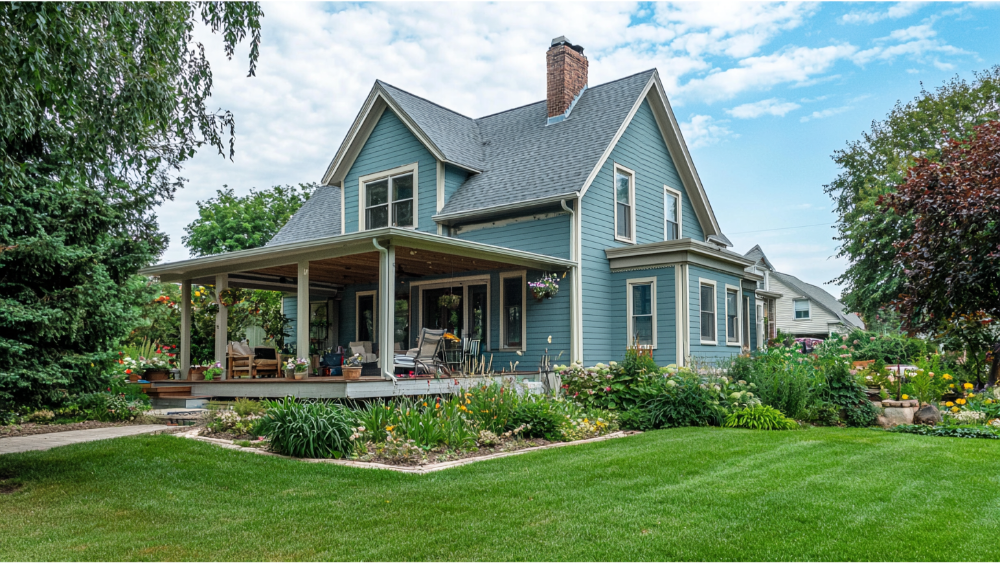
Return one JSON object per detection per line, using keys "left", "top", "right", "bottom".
{"left": 227, "top": 341, "right": 254, "bottom": 379}
{"left": 252, "top": 346, "right": 280, "bottom": 378}
{"left": 406, "top": 328, "right": 451, "bottom": 377}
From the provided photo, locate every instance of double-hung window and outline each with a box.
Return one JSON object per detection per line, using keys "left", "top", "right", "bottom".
{"left": 794, "top": 299, "right": 811, "bottom": 320}
{"left": 664, "top": 187, "right": 681, "bottom": 241}
{"left": 614, "top": 165, "right": 635, "bottom": 242}
{"left": 500, "top": 273, "right": 525, "bottom": 350}
{"left": 364, "top": 170, "right": 414, "bottom": 230}
{"left": 726, "top": 287, "right": 740, "bottom": 345}
{"left": 627, "top": 278, "right": 656, "bottom": 347}
{"left": 700, "top": 281, "right": 716, "bottom": 344}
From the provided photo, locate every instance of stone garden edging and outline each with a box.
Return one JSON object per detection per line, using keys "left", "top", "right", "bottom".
{"left": 175, "top": 429, "right": 638, "bottom": 474}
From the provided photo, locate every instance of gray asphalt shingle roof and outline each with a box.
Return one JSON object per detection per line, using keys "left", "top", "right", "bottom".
{"left": 378, "top": 81, "right": 486, "bottom": 171}
{"left": 744, "top": 244, "right": 775, "bottom": 271}
{"left": 266, "top": 185, "right": 341, "bottom": 247}
{"left": 771, "top": 270, "right": 864, "bottom": 329}
{"left": 436, "top": 69, "right": 655, "bottom": 216}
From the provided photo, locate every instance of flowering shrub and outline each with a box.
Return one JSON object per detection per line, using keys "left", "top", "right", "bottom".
{"left": 203, "top": 362, "right": 223, "bottom": 380}
{"left": 557, "top": 349, "right": 663, "bottom": 411}
{"left": 286, "top": 357, "right": 309, "bottom": 373}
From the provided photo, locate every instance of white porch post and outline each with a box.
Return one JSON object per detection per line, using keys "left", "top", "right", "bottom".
{"left": 297, "top": 261, "right": 310, "bottom": 362}
{"left": 180, "top": 280, "right": 191, "bottom": 378}
{"left": 214, "top": 274, "right": 228, "bottom": 377}
{"left": 378, "top": 244, "right": 396, "bottom": 378}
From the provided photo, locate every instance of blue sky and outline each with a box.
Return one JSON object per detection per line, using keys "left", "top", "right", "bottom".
{"left": 163, "top": 1, "right": 1000, "bottom": 298}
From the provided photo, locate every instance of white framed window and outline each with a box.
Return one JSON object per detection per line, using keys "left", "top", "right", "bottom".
{"left": 699, "top": 279, "right": 717, "bottom": 345}
{"left": 664, "top": 186, "right": 682, "bottom": 241}
{"left": 794, "top": 299, "right": 811, "bottom": 320}
{"left": 412, "top": 275, "right": 491, "bottom": 351}
{"left": 726, "top": 285, "right": 740, "bottom": 346}
{"left": 613, "top": 164, "right": 635, "bottom": 243}
{"left": 500, "top": 271, "right": 526, "bottom": 350}
{"left": 627, "top": 277, "right": 657, "bottom": 348}
{"left": 358, "top": 163, "right": 418, "bottom": 230}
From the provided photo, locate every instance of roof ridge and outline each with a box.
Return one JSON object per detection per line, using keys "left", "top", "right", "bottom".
{"left": 377, "top": 80, "right": 477, "bottom": 121}
{"left": 474, "top": 68, "right": 657, "bottom": 121}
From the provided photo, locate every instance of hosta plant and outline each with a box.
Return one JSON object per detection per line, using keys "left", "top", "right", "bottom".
{"left": 724, "top": 405, "right": 798, "bottom": 430}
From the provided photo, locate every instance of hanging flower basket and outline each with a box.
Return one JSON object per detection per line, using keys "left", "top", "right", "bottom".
{"left": 438, "top": 293, "right": 462, "bottom": 310}
{"left": 530, "top": 273, "right": 561, "bottom": 301}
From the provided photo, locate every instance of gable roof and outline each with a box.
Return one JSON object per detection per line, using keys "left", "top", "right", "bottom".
{"left": 266, "top": 185, "right": 342, "bottom": 247}
{"left": 744, "top": 244, "right": 775, "bottom": 271}
{"left": 771, "top": 270, "right": 864, "bottom": 329}
{"left": 319, "top": 68, "right": 725, "bottom": 239}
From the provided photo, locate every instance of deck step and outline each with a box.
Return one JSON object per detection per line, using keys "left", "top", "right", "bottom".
{"left": 150, "top": 395, "right": 211, "bottom": 409}
{"left": 144, "top": 386, "right": 192, "bottom": 397}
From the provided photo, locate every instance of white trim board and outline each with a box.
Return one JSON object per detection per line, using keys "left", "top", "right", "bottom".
{"left": 613, "top": 163, "right": 637, "bottom": 245}
{"left": 663, "top": 185, "right": 682, "bottom": 241}
{"left": 358, "top": 162, "right": 419, "bottom": 232}
{"left": 499, "top": 270, "right": 527, "bottom": 352}
{"left": 697, "top": 278, "right": 717, "bottom": 346}
{"left": 724, "top": 283, "right": 741, "bottom": 347}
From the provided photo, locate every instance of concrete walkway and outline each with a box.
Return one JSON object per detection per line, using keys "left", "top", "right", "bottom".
{"left": 0, "top": 425, "right": 171, "bottom": 455}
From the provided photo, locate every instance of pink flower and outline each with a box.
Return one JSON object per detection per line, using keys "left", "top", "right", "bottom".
{"left": 840, "top": 345, "right": 848, "bottom": 350}
{"left": 605, "top": 386, "right": 612, "bottom": 392}
{"left": 870, "top": 337, "right": 876, "bottom": 341}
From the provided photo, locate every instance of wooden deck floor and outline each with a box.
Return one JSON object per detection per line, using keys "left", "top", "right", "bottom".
{"left": 153, "top": 374, "right": 540, "bottom": 399}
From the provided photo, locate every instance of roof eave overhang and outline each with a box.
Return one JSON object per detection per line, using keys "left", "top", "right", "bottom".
{"left": 139, "top": 228, "right": 575, "bottom": 283}
{"left": 604, "top": 238, "right": 754, "bottom": 276}
{"left": 755, "top": 289, "right": 782, "bottom": 299}
{"left": 433, "top": 193, "right": 578, "bottom": 225}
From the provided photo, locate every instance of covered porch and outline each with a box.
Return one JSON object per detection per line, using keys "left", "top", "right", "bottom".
{"left": 139, "top": 228, "right": 576, "bottom": 396}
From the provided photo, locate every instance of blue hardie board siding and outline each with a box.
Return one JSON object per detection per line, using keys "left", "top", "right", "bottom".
{"left": 454, "top": 214, "right": 571, "bottom": 259}
{"left": 444, "top": 164, "right": 468, "bottom": 202}
{"left": 581, "top": 97, "right": 704, "bottom": 364}
{"left": 688, "top": 265, "right": 742, "bottom": 362}
{"left": 601, "top": 267, "right": 677, "bottom": 365}
{"left": 344, "top": 109, "right": 438, "bottom": 234}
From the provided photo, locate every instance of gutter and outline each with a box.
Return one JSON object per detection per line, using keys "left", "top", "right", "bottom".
{"left": 371, "top": 237, "right": 398, "bottom": 384}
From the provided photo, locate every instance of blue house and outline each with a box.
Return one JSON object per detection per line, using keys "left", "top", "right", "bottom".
{"left": 142, "top": 36, "right": 760, "bottom": 388}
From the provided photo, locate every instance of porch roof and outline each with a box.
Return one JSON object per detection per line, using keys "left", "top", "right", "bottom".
{"left": 139, "top": 228, "right": 575, "bottom": 284}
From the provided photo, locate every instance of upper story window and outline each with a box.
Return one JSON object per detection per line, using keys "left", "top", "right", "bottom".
{"left": 614, "top": 164, "right": 635, "bottom": 243}
{"left": 794, "top": 299, "right": 810, "bottom": 320}
{"left": 664, "top": 187, "right": 681, "bottom": 241}
{"left": 359, "top": 163, "right": 418, "bottom": 231}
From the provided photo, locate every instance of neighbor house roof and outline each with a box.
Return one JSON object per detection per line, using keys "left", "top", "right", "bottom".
{"left": 744, "top": 244, "right": 775, "bottom": 271}
{"left": 771, "top": 270, "right": 864, "bottom": 329}
{"left": 266, "top": 185, "right": 342, "bottom": 247}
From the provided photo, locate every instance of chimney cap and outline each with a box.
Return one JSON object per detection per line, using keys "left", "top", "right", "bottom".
{"left": 550, "top": 36, "right": 584, "bottom": 54}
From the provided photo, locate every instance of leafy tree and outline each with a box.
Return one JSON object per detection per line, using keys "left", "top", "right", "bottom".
{"left": 882, "top": 120, "right": 1000, "bottom": 385}
{"left": 182, "top": 184, "right": 315, "bottom": 256}
{"left": 0, "top": 2, "right": 262, "bottom": 408}
{"left": 825, "top": 67, "right": 1000, "bottom": 323}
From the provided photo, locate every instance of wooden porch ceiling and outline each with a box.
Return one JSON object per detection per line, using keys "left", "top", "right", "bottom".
{"left": 245, "top": 246, "right": 518, "bottom": 287}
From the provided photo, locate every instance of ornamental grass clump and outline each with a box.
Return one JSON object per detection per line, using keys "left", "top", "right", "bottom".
{"left": 256, "top": 398, "right": 355, "bottom": 459}
{"left": 724, "top": 405, "right": 798, "bottom": 430}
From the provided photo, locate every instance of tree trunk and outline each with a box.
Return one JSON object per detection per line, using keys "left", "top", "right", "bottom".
{"left": 989, "top": 341, "right": 1000, "bottom": 388}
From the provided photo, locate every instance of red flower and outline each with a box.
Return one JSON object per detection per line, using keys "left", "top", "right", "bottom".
{"left": 167, "top": 353, "right": 176, "bottom": 357}
{"left": 125, "top": 369, "right": 131, "bottom": 374}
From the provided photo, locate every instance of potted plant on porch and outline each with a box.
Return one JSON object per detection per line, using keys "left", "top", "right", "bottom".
{"left": 203, "top": 362, "right": 223, "bottom": 381}
{"left": 529, "top": 273, "right": 561, "bottom": 301}
{"left": 438, "top": 293, "right": 461, "bottom": 310}
{"left": 342, "top": 354, "right": 364, "bottom": 380}
{"left": 285, "top": 357, "right": 309, "bottom": 380}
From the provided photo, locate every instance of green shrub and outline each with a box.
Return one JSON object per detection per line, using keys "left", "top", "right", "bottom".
{"left": 645, "top": 375, "right": 724, "bottom": 428}
{"left": 231, "top": 397, "right": 264, "bottom": 417}
{"left": 618, "top": 406, "right": 654, "bottom": 431}
{"left": 256, "top": 398, "right": 356, "bottom": 458}
{"left": 724, "top": 405, "right": 798, "bottom": 430}
{"left": 821, "top": 363, "right": 878, "bottom": 427}
{"left": 510, "top": 397, "right": 566, "bottom": 441}
{"left": 728, "top": 352, "right": 816, "bottom": 420}
{"left": 889, "top": 424, "right": 1000, "bottom": 439}
{"left": 461, "top": 383, "right": 521, "bottom": 434}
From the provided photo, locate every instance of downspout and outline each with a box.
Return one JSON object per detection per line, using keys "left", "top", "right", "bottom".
{"left": 372, "top": 238, "right": 398, "bottom": 384}
{"left": 561, "top": 199, "right": 582, "bottom": 364}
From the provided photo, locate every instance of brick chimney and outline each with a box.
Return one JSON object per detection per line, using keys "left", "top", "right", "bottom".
{"left": 546, "top": 36, "right": 588, "bottom": 122}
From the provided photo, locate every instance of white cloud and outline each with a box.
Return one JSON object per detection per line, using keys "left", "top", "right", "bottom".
{"left": 679, "top": 115, "right": 735, "bottom": 148}
{"left": 853, "top": 23, "right": 969, "bottom": 65}
{"left": 840, "top": 2, "right": 923, "bottom": 25}
{"left": 800, "top": 106, "right": 853, "bottom": 122}
{"left": 725, "top": 98, "right": 801, "bottom": 118}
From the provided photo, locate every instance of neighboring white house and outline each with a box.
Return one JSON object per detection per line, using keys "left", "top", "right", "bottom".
{"left": 744, "top": 245, "right": 864, "bottom": 344}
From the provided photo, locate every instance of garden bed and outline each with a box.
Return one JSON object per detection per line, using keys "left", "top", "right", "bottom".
{"left": 0, "top": 420, "right": 148, "bottom": 439}
{"left": 180, "top": 428, "right": 637, "bottom": 473}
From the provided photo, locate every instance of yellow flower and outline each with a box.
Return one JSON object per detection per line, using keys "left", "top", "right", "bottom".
{"left": 968, "top": 394, "right": 976, "bottom": 398}
{"left": 987, "top": 399, "right": 994, "bottom": 405}
{"left": 951, "top": 407, "right": 960, "bottom": 413}
{"left": 943, "top": 374, "right": 952, "bottom": 380}
{"left": 949, "top": 384, "right": 955, "bottom": 388}
{"left": 945, "top": 402, "right": 954, "bottom": 407}
{"left": 385, "top": 425, "right": 395, "bottom": 432}
{"left": 964, "top": 382, "right": 974, "bottom": 390}
{"left": 901, "top": 394, "right": 909, "bottom": 400}
{"left": 956, "top": 399, "right": 966, "bottom": 405}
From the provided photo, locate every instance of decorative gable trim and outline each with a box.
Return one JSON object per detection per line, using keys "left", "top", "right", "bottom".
{"left": 576, "top": 70, "right": 723, "bottom": 240}
{"left": 321, "top": 84, "right": 481, "bottom": 186}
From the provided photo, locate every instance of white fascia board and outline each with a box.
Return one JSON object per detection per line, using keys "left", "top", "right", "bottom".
{"left": 433, "top": 193, "right": 577, "bottom": 224}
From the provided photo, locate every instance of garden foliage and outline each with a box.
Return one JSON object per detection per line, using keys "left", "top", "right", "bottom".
{"left": 0, "top": 2, "right": 262, "bottom": 410}
{"left": 256, "top": 398, "right": 355, "bottom": 459}
{"left": 724, "top": 405, "right": 798, "bottom": 430}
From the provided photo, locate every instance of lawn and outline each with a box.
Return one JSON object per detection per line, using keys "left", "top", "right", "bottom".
{"left": 1, "top": 427, "right": 999, "bottom": 561}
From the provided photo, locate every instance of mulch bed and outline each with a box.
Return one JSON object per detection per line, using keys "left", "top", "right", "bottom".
{"left": 199, "top": 429, "right": 257, "bottom": 442}
{"left": 0, "top": 420, "right": 140, "bottom": 439}
{"left": 356, "top": 437, "right": 558, "bottom": 466}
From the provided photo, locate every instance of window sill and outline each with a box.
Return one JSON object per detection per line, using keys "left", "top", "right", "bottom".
{"left": 498, "top": 347, "right": 525, "bottom": 353}
{"left": 794, "top": 317, "right": 811, "bottom": 321}
{"left": 726, "top": 342, "right": 742, "bottom": 347}
{"left": 614, "top": 235, "right": 636, "bottom": 245}
{"left": 699, "top": 340, "right": 717, "bottom": 346}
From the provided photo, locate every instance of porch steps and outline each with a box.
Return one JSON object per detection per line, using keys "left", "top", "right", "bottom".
{"left": 145, "top": 385, "right": 211, "bottom": 409}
